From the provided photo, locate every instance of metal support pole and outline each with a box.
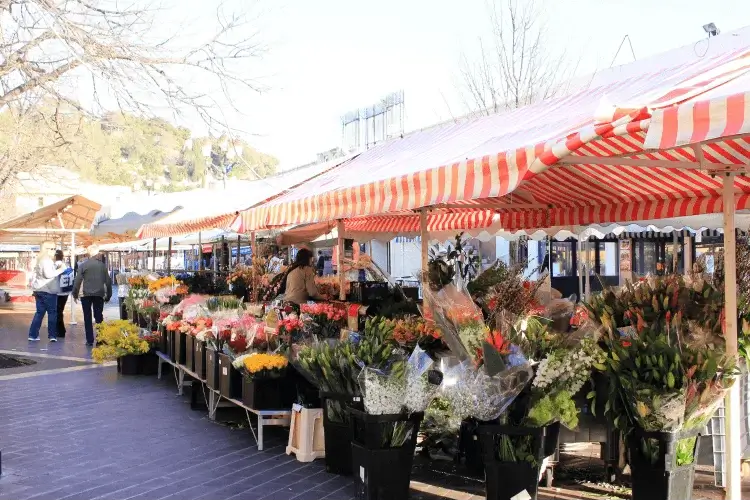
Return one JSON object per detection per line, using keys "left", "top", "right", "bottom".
{"left": 236, "top": 236, "right": 241, "bottom": 269}
{"left": 70, "top": 231, "right": 76, "bottom": 325}
{"left": 251, "top": 232, "right": 258, "bottom": 302}
{"left": 167, "top": 237, "right": 172, "bottom": 275}
{"left": 152, "top": 239, "right": 157, "bottom": 272}
{"left": 723, "top": 173, "right": 741, "bottom": 500}
{"left": 337, "top": 220, "right": 346, "bottom": 301}
{"left": 198, "top": 232, "right": 204, "bottom": 271}
{"left": 672, "top": 231, "right": 679, "bottom": 273}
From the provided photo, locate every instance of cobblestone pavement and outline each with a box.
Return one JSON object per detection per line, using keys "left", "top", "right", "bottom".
{"left": 0, "top": 365, "right": 357, "bottom": 500}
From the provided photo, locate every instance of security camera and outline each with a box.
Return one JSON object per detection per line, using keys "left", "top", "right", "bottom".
{"left": 703, "top": 23, "right": 720, "bottom": 37}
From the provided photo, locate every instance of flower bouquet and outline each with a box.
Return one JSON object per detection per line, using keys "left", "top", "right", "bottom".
{"left": 585, "top": 275, "right": 737, "bottom": 499}
{"left": 227, "top": 265, "right": 253, "bottom": 301}
{"left": 300, "top": 302, "right": 347, "bottom": 339}
{"left": 92, "top": 320, "right": 152, "bottom": 374}
{"left": 390, "top": 315, "right": 445, "bottom": 355}
{"left": 277, "top": 316, "right": 305, "bottom": 349}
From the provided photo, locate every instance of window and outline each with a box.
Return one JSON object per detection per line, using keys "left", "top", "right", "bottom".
{"left": 598, "top": 242, "right": 618, "bottom": 276}
{"left": 37, "top": 197, "right": 44, "bottom": 207}
{"left": 633, "top": 241, "right": 658, "bottom": 276}
{"left": 551, "top": 242, "right": 574, "bottom": 277}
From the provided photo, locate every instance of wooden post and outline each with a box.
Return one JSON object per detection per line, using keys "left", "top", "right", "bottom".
{"left": 584, "top": 240, "right": 592, "bottom": 301}
{"left": 167, "top": 237, "right": 172, "bottom": 274}
{"left": 577, "top": 237, "right": 584, "bottom": 300}
{"left": 723, "top": 173, "right": 741, "bottom": 500}
{"left": 152, "top": 239, "right": 156, "bottom": 271}
{"left": 337, "top": 220, "right": 346, "bottom": 301}
{"left": 251, "top": 231, "right": 258, "bottom": 302}
{"left": 420, "top": 210, "right": 429, "bottom": 302}
{"left": 685, "top": 235, "right": 693, "bottom": 274}
{"left": 221, "top": 235, "right": 226, "bottom": 271}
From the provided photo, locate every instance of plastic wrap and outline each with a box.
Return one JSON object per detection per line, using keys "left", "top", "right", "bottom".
{"left": 441, "top": 360, "right": 532, "bottom": 421}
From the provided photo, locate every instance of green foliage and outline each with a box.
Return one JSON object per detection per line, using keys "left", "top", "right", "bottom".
{"left": 0, "top": 107, "right": 278, "bottom": 189}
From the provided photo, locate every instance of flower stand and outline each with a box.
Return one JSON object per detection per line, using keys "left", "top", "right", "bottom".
{"left": 168, "top": 329, "right": 176, "bottom": 363}
{"left": 627, "top": 428, "right": 701, "bottom": 500}
{"left": 117, "top": 354, "right": 141, "bottom": 376}
{"left": 320, "top": 392, "right": 357, "bottom": 475}
{"left": 478, "top": 423, "right": 556, "bottom": 500}
{"left": 194, "top": 340, "right": 207, "bottom": 379}
{"left": 241, "top": 375, "right": 295, "bottom": 410}
{"left": 459, "top": 418, "right": 491, "bottom": 475}
{"left": 174, "top": 331, "right": 187, "bottom": 366}
{"left": 205, "top": 346, "right": 220, "bottom": 391}
{"left": 118, "top": 297, "right": 128, "bottom": 320}
{"left": 286, "top": 406, "right": 325, "bottom": 462}
{"left": 184, "top": 335, "right": 195, "bottom": 373}
{"left": 348, "top": 407, "right": 424, "bottom": 500}
{"left": 158, "top": 326, "right": 169, "bottom": 355}
{"left": 218, "top": 353, "right": 242, "bottom": 400}
{"left": 140, "top": 352, "right": 159, "bottom": 375}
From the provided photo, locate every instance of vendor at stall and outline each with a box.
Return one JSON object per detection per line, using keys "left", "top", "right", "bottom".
{"left": 283, "top": 248, "right": 323, "bottom": 305}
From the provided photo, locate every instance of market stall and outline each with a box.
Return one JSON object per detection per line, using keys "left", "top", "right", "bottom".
{"left": 86, "top": 33, "right": 750, "bottom": 500}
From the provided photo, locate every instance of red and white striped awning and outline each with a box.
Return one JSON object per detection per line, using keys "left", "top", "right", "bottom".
{"left": 234, "top": 33, "right": 750, "bottom": 234}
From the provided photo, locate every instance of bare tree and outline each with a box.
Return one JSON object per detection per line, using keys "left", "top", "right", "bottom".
{"left": 0, "top": 0, "right": 267, "bottom": 191}
{"left": 458, "top": 0, "right": 576, "bottom": 116}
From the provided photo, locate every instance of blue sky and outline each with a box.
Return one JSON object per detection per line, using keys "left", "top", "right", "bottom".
{"left": 113, "top": 0, "right": 750, "bottom": 169}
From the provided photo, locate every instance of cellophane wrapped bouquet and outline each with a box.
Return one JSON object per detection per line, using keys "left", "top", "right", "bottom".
{"left": 426, "top": 283, "right": 606, "bottom": 464}
{"left": 586, "top": 274, "right": 737, "bottom": 465}
{"left": 423, "top": 284, "right": 532, "bottom": 423}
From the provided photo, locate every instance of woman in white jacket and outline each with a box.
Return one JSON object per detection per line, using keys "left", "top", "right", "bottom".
{"left": 28, "top": 241, "right": 66, "bottom": 342}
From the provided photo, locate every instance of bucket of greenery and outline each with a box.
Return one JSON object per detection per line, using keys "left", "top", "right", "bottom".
{"left": 586, "top": 275, "right": 737, "bottom": 500}
{"left": 294, "top": 317, "right": 398, "bottom": 475}
{"left": 92, "top": 320, "right": 153, "bottom": 375}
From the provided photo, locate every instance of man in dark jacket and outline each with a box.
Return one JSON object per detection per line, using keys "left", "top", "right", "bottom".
{"left": 72, "top": 246, "right": 112, "bottom": 346}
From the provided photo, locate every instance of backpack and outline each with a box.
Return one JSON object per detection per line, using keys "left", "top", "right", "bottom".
{"left": 58, "top": 268, "right": 74, "bottom": 294}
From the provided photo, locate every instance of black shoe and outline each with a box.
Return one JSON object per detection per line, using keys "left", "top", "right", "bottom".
{"left": 85, "top": 342, "right": 94, "bottom": 347}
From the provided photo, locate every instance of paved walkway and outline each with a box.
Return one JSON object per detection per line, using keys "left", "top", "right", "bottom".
{"left": 0, "top": 310, "right": 356, "bottom": 500}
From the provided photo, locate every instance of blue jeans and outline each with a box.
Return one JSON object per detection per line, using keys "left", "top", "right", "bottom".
{"left": 29, "top": 292, "right": 58, "bottom": 340}
{"left": 81, "top": 296, "right": 104, "bottom": 344}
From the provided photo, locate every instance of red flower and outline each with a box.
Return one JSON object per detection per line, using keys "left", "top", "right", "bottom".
{"left": 228, "top": 333, "right": 248, "bottom": 353}
{"left": 622, "top": 340, "right": 632, "bottom": 348}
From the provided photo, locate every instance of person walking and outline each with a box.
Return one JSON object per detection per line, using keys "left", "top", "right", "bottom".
{"left": 54, "top": 250, "right": 74, "bottom": 338}
{"left": 72, "top": 245, "right": 112, "bottom": 346}
{"left": 28, "top": 241, "right": 66, "bottom": 342}
{"left": 316, "top": 251, "right": 325, "bottom": 277}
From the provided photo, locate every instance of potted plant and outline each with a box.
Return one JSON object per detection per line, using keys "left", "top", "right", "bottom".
{"left": 346, "top": 347, "right": 442, "bottom": 500}
{"left": 294, "top": 317, "right": 397, "bottom": 475}
{"left": 586, "top": 275, "right": 736, "bottom": 500}
{"left": 300, "top": 303, "right": 347, "bottom": 340}
{"left": 92, "top": 320, "right": 152, "bottom": 375}
{"left": 237, "top": 352, "right": 294, "bottom": 409}
{"left": 227, "top": 266, "right": 253, "bottom": 302}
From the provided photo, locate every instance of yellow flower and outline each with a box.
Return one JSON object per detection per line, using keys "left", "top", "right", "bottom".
{"left": 636, "top": 401, "right": 651, "bottom": 418}
{"left": 243, "top": 353, "right": 288, "bottom": 374}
